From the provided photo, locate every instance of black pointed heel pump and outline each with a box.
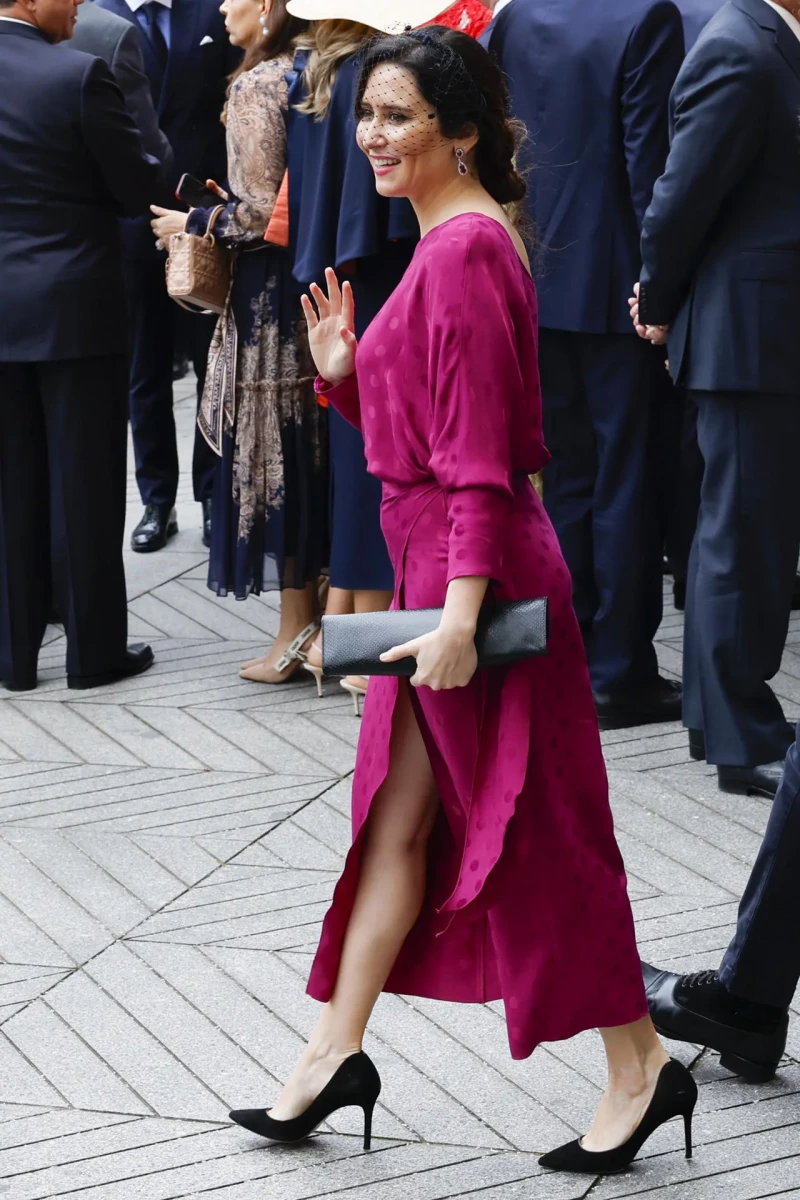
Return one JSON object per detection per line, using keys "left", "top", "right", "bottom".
{"left": 229, "top": 1051, "right": 381, "bottom": 1151}
{"left": 538, "top": 1058, "right": 697, "bottom": 1175}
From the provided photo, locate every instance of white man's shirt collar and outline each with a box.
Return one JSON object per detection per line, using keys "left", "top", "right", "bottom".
{"left": 492, "top": 0, "right": 514, "bottom": 16}
{"left": 0, "top": 15, "right": 36, "bottom": 24}
{"left": 126, "top": 0, "right": 173, "bottom": 12}
{"left": 763, "top": 0, "right": 800, "bottom": 41}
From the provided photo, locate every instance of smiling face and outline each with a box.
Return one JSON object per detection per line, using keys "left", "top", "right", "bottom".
{"left": 356, "top": 62, "right": 465, "bottom": 202}
{"left": 219, "top": 0, "right": 266, "bottom": 48}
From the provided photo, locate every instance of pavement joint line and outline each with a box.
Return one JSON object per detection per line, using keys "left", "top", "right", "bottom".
{"left": 74, "top": 960, "right": 236, "bottom": 1113}
{"left": 0, "top": 1026, "right": 74, "bottom": 1109}
{"left": 187, "top": 708, "right": 345, "bottom": 780}
{"left": 612, "top": 828, "right": 741, "bottom": 900}
{"left": 148, "top": 1144, "right": 494, "bottom": 1200}
{"left": 4, "top": 701, "right": 90, "bottom": 767}
{"left": 0, "top": 1113, "right": 144, "bottom": 1163}
{"left": 7, "top": 828, "right": 171, "bottom": 920}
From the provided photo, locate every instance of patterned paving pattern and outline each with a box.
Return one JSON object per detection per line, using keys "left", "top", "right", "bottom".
{"left": 2, "top": 381, "right": 800, "bottom": 1198}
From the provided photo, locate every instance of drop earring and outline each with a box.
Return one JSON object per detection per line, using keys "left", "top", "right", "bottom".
{"left": 455, "top": 147, "right": 468, "bottom": 177}
{"left": 259, "top": 12, "right": 269, "bottom": 36}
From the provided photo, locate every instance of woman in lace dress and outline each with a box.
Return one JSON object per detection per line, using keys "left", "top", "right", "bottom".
{"left": 151, "top": 0, "right": 329, "bottom": 682}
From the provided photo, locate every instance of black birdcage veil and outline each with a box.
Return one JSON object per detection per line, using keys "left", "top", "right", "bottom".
{"left": 354, "top": 28, "right": 486, "bottom": 162}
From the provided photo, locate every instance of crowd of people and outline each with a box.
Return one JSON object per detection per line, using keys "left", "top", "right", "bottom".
{"left": 2, "top": 0, "right": 800, "bottom": 1179}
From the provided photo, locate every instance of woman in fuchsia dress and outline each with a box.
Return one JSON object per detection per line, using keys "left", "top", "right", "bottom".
{"left": 228, "top": 21, "right": 697, "bottom": 1175}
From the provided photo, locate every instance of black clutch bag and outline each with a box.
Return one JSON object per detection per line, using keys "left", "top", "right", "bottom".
{"left": 322, "top": 598, "right": 549, "bottom": 678}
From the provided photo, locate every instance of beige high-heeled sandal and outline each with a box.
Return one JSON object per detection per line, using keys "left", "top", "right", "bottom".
{"left": 340, "top": 677, "right": 368, "bottom": 716}
{"left": 239, "top": 621, "right": 320, "bottom": 685}
{"left": 299, "top": 639, "right": 325, "bottom": 697}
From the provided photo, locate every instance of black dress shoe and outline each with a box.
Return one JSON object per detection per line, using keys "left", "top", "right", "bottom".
{"left": 201, "top": 498, "right": 212, "bottom": 549}
{"left": 131, "top": 504, "right": 178, "bottom": 553}
{"left": 642, "top": 963, "right": 787, "bottom": 1082}
{"left": 172, "top": 352, "right": 189, "bottom": 381}
{"left": 68, "top": 644, "right": 154, "bottom": 690}
{"left": 718, "top": 760, "right": 785, "bottom": 799}
{"left": 594, "top": 677, "right": 682, "bottom": 731}
{"left": 2, "top": 672, "right": 37, "bottom": 692}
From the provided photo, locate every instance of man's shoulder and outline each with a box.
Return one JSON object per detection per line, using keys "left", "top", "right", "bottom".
{"left": 69, "top": 2, "right": 129, "bottom": 59}
{"left": 683, "top": 1, "right": 772, "bottom": 69}
{"left": 1, "top": 26, "right": 92, "bottom": 77}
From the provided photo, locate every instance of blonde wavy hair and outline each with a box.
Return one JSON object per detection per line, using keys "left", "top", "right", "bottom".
{"left": 295, "top": 19, "right": 374, "bottom": 118}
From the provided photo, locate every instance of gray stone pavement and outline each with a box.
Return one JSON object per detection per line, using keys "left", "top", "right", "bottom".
{"left": 2, "top": 377, "right": 800, "bottom": 1199}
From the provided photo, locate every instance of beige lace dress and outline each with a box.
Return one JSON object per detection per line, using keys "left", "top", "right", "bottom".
{"left": 190, "top": 55, "right": 328, "bottom": 597}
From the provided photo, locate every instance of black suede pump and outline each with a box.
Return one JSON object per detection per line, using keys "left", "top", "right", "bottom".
{"left": 229, "top": 1051, "right": 381, "bottom": 1151}
{"left": 538, "top": 1058, "right": 697, "bottom": 1174}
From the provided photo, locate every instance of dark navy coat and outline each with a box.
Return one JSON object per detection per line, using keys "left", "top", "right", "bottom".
{"left": 639, "top": 0, "right": 800, "bottom": 393}
{"left": 482, "top": 0, "right": 684, "bottom": 333}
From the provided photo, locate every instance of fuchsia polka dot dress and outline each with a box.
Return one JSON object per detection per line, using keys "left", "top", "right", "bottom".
{"left": 309, "top": 214, "right": 648, "bottom": 1057}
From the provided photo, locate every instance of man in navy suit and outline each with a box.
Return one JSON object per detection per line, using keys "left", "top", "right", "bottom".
{"left": 635, "top": 0, "right": 800, "bottom": 798}
{"left": 0, "top": 0, "right": 163, "bottom": 690}
{"left": 483, "top": 1, "right": 685, "bottom": 730}
{"left": 96, "top": 0, "right": 239, "bottom": 552}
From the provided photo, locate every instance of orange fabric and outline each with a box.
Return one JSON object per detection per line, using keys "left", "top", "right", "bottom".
{"left": 425, "top": 0, "right": 493, "bottom": 38}
{"left": 264, "top": 170, "right": 290, "bottom": 247}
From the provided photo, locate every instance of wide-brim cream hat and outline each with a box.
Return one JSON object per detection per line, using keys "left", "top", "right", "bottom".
{"left": 285, "top": 0, "right": 447, "bottom": 34}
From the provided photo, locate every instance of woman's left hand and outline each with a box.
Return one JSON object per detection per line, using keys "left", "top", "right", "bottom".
{"left": 150, "top": 206, "right": 188, "bottom": 242}
{"left": 381, "top": 625, "right": 478, "bottom": 690}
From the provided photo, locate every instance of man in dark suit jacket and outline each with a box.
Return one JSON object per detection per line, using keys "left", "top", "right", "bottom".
{"left": 0, "top": 0, "right": 163, "bottom": 690}
{"left": 483, "top": 0, "right": 686, "bottom": 730}
{"left": 67, "top": 0, "right": 171, "bottom": 166}
{"left": 636, "top": 0, "right": 800, "bottom": 797}
{"left": 95, "top": 0, "right": 240, "bottom": 552}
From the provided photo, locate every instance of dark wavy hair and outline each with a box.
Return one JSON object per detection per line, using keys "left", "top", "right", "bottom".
{"left": 354, "top": 26, "right": 527, "bottom": 207}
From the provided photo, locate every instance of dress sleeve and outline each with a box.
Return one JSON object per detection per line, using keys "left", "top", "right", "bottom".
{"left": 314, "top": 374, "right": 361, "bottom": 430}
{"left": 428, "top": 222, "right": 523, "bottom": 585}
{"left": 186, "top": 59, "right": 289, "bottom": 247}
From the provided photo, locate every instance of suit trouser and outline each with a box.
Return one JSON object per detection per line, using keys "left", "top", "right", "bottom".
{"left": 683, "top": 391, "right": 800, "bottom": 766}
{"left": 126, "top": 256, "right": 217, "bottom": 508}
{"left": 651, "top": 375, "right": 702, "bottom": 589}
{"left": 539, "top": 329, "right": 662, "bottom": 692}
{"left": 719, "top": 724, "right": 800, "bottom": 1007}
{"left": 0, "top": 357, "right": 128, "bottom": 684}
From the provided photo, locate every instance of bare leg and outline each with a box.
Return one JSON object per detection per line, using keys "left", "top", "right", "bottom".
{"left": 270, "top": 683, "right": 438, "bottom": 1119}
{"left": 581, "top": 1016, "right": 670, "bottom": 1152}
{"left": 240, "top": 576, "right": 317, "bottom": 682}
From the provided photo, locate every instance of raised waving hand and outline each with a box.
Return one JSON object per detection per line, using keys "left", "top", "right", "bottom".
{"left": 301, "top": 268, "right": 357, "bottom": 386}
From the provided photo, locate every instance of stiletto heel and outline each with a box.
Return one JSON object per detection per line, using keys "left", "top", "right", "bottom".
{"left": 538, "top": 1058, "right": 698, "bottom": 1174}
{"left": 229, "top": 1050, "right": 382, "bottom": 1150}
{"left": 362, "top": 1099, "right": 375, "bottom": 1151}
{"left": 303, "top": 662, "right": 325, "bottom": 697}
{"left": 341, "top": 678, "right": 367, "bottom": 716}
